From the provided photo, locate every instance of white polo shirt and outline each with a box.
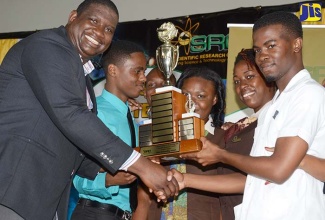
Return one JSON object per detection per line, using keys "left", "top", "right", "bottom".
{"left": 235, "top": 69, "right": 325, "bottom": 220}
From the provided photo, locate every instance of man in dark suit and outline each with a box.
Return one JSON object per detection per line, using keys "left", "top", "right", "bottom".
{"left": 0, "top": 1, "right": 178, "bottom": 219}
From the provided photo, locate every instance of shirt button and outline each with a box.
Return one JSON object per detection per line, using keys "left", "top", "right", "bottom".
{"left": 108, "top": 159, "right": 113, "bottom": 164}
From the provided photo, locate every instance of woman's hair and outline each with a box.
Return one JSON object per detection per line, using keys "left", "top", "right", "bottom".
{"left": 176, "top": 66, "right": 226, "bottom": 128}
{"left": 234, "top": 48, "right": 258, "bottom": 71}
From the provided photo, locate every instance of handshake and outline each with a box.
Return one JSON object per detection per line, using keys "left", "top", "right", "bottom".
{"left": 146, "top": 136, "right": 223, "bottom": 202}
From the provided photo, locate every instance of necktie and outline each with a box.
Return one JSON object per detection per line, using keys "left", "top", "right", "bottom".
{"left": 127, "top": 108, "right": 138, "bottom": 211}
{"left": 127, "top": 108, "right": 136, "bottom": 148}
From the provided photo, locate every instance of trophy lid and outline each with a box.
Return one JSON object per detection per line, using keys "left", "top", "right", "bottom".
{"left": 155, "top": 86, "right": 181, "bottom": 94}
{"left": 182, "top": 112, "right": 201, "bottom": 118}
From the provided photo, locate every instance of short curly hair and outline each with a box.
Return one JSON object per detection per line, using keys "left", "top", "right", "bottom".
{"left": 77, "top": 0, "right": 119, "bottom": 18}
{"left": 253, "top": 11, "right": 303, "bottom": 40}
{"left": 102, "top": 40, "right": 145, "bottom": 71}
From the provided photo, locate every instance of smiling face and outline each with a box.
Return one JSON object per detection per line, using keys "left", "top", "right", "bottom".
{"left": 253, "top": 24, "right": 301, "bottom": 89}
{"left": 109, "top": 52, "right": 147, "bottom": 102}
{"left": 181, "top": 76, "right": 217, "bottom": 123}
{"left": 66, "top": 3, "right": 118, "bottom": 62}
{"left": 234, "top": 60, "right": 275, "bottom": 112}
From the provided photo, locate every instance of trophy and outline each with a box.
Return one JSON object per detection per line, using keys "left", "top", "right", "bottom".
{"left": 156, "top": 22, "right": 179, "bottom": 86}
{"left": 135, "top": 22, "right": 204, "bottom": 161}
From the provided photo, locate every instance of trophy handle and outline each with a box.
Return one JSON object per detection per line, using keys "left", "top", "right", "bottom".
{"left": 172, "top": 45, "right": 179, "bottom": 70}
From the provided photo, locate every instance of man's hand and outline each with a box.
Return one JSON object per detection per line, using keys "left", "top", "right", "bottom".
{"left": 180, "top": 137, "right": 223, "bottom": 166}
{"left": 105, "top": 171, "right": 137, "bottom": 187}
{"left": 128, "top": 156, "right": 179, "bottom": 202}
{"left": 147, "top": 156, "right": 161, "bottom": 164}
{"left": 153, "top": 169, "right": 185, "bottom": 202}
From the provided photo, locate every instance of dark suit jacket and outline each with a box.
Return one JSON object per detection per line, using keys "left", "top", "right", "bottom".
{"left": 0, "top": 26, "right": 133, "bottom": 220}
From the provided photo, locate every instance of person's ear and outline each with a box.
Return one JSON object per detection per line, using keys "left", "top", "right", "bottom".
{"left": 67, "top": 10, "right": 78, "bottom": 23}
{"left": 293, "top": 38, "right": 303, "bottom": 53}
{"left": 108, "top": 64, "right": 117, "bottom": 77}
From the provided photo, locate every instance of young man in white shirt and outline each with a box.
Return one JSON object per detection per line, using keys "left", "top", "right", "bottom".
{"left": 180, "top": 11, "right": 325, "bottom": 220}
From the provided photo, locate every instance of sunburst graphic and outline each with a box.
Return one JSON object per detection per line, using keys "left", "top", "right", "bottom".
{"left": 172, "top": 18, "right": 200, "bottom": 55}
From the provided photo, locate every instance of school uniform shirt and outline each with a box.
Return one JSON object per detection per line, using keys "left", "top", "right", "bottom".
{"left": 186, "top": 116, "right": 224, "bottom": 220}
{"left": 235, "top": 69, "right": 325, "bottom": 220}
{"left": 73, "top": 89, "right": 138, "bottom": 212}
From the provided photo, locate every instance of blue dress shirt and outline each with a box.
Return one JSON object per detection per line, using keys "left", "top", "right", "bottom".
{"left": 73, "top": 89, "right": 138, "bottom": 212}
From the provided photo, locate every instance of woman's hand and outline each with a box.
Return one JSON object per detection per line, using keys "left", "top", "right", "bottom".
{"left": 169, "top": 169, "right": 186, "bottom": 190}
{"left": 221, "top": 122, "right": 235, "bottom": 130}
{"left": 181, "top": 137, "right": 224, "bottom": 166}
{"left": 128, "top": 98, "right": 142, "bottom": 111}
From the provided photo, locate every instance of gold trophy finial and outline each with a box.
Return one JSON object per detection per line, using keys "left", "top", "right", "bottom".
{"left": 156, "top": 22, "right": 179, "bottom": 86}
{"left": 157, "top": 22, "right": 178, "bottom": 43}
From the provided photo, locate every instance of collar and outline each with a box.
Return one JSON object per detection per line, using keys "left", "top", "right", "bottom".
{"left": 204, "top": 115, "right": 215, "bottom": 135}
{"left": 273, "top": 69, "right": 309, "bottom": 101}
{"left": 251, "top": 100, "right": 272, "bottom": 119}
{"left": 80, "top": 55, "right": 95, "bottom": 76}
{"left": 100, "top": 89, "right": 129, "bottom": 115}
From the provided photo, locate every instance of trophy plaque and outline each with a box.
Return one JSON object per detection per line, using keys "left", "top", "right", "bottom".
{"left": 135, "top": 22, "right": 204, "bottom": 161}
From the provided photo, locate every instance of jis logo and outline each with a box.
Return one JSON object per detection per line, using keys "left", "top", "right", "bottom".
{"left": 300, "top": 3, "right": 322, "bottom": 22}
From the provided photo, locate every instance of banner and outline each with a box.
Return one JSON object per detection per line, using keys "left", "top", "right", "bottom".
{"left": 95, "top": 6, "right": 302, "bottom": 122}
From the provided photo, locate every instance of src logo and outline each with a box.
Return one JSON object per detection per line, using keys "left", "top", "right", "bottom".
{"left": 173, "top": 18, "right": 228, "bottom": 55}
{"left": 173, "top": 18, "right": 200, "bottom": 55}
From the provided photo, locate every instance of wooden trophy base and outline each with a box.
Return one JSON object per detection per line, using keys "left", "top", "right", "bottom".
{"left": 134, "top": 139, "right": 202, "bottom": 161}
{"left": 137, "top": 88, "right": 204, "bottom": 161}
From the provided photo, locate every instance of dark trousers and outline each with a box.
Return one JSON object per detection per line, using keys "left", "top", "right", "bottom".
{"left": 71, "top": 204, "right": 121, "bottom": 220}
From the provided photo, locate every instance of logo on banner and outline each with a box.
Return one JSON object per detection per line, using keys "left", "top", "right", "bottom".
{"left": 173, "top": 18, "right": 200, "bottom": 55}
{"left": 299, "top": 3, "right": 322, "bottom": 22}
{"left": 173, "top": 18, "right": 228, "bottom": 56}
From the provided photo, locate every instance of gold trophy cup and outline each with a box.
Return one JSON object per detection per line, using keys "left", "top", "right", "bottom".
{"left": 156, "top": 22, "right": 179, "bottom": 86}
{"left": 135, "top": 22, "right": 204, "bottom": 160}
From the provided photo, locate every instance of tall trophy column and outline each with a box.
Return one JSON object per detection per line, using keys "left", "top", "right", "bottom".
{"left": 135, "top": 22, "right": 204, "bottom": 161}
